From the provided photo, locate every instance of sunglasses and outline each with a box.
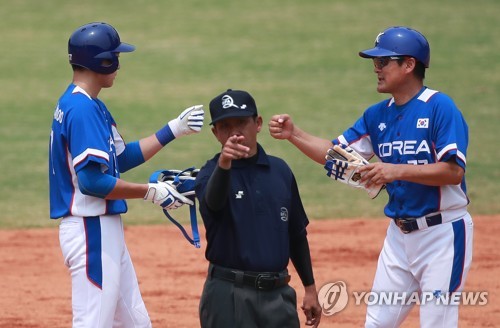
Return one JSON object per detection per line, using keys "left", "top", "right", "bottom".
{"left": 372, "top": 56, "right": 404, "bottom": 69}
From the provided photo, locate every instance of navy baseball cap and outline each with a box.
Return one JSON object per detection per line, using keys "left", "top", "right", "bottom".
{"left": 209, "top": 89, "right": 258, "bottom": 125}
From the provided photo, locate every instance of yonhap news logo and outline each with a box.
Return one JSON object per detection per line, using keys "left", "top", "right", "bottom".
{"left": 351, "top": 290, "right": 489, "bottom": 307}
{"left": 318, "top": 281, "right": 488, "bottom": 316}
{"left": 317, "top": 281, "right": 349, "bottom": 316}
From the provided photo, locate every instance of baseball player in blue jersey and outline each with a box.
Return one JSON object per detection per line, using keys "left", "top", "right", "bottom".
{"left": 49, "top": 22, "right": 204, "bottom": 327}
{"left": 269, "top": 26, "right": 473, "bottom": 327}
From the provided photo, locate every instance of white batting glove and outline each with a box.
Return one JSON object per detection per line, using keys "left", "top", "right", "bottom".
{"left": 167, "top": 105, "right": 204, "bottom": 138}
{"left": 144, "top": 181, "right": 194, "bottom": 210}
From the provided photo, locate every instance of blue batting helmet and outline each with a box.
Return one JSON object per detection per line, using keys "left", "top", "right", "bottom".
{"left": 359, "top": 26, "right": 430, "bottom": 68}
{"left": 68, "top": 22, "right": 135, "bottom": 74}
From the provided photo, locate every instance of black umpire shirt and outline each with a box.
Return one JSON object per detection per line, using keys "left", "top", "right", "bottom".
{"left": 195, "top": 144, "right": 309, "bottom": 273}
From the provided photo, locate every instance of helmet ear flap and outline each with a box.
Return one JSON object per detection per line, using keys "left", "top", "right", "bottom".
{"left": 68, "top": 22, "right": 134, "bottom": 74}
{"left": 99, "top": 58, "right": 119, "bottom": 73}
{"left": 94, "top": 51, "right": 120, "bottom": 73}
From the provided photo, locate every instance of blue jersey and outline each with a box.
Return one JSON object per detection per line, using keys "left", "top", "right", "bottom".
{"left": 334, "top": 87, "right": 469, "bottom": 219}
{"left": 49, "top": 84, "right": 127, "bottom": 219}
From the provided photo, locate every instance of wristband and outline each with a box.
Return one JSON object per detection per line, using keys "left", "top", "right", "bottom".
{"left": 155, "top": 124, "right": 176, "bottom": 146}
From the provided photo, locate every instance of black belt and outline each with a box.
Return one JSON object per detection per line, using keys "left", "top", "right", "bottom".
{"left": 209, "top": 264, "right": 291, "bottom": 291}
{"left": 393, "top": 213, "right": 442, "bottom": 234}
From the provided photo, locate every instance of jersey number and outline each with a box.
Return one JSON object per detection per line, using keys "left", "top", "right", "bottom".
{"left": 407, "top": 159, "right": 429, "bottom": 165}
{"left": 50, "top": 129, "right": 55, "bottom": 175}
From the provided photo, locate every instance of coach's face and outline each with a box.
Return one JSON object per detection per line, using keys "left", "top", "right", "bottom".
{"left": 373, "top": 56, "right": 416, "bottom": 94}
{"left": 212, "top": 115, "right": 262, "bottom": 157}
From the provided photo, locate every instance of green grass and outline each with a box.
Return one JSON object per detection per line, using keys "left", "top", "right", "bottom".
{"left": 1, "top": 0, "right": 499, "bottom": 228}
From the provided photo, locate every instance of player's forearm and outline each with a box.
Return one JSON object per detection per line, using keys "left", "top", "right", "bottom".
{"left": 288, "top": 126, "right": 333, "bottom": 165}
{"left": 397, "top": 161, "right": 464, "bottom": 186}
{"left": 138, "top": 134, "right": 164, "bottom": 161}
{"left": 105, "top": 179, "right": 149, "bottom": 200}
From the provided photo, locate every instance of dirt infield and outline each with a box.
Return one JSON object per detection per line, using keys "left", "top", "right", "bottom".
{"left": 0, "top": 215, "right": 497, "bottom": 327}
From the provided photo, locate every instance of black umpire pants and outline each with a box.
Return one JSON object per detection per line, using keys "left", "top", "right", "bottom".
{"left": 199, "top": 264, "right": 300, "bottom": 328}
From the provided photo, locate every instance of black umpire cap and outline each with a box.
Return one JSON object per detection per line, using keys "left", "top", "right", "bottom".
{"left": 209, "top": 89, "right": 258, "bottom": 125}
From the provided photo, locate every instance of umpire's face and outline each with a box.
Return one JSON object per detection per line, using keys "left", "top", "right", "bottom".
{"left": 212, "top": 115, "right": 262, "bottom": 157}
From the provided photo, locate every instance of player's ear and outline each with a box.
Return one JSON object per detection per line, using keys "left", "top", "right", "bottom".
{"left": 406, "top": 57, "right": 416, "bottom": 70}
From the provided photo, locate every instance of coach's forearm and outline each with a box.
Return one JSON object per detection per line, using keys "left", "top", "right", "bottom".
{"left": 396, "top": 161, "right": 464, "bottom": 186}
{"left": 288, "top": 127, "right": 333, "bottom": 165}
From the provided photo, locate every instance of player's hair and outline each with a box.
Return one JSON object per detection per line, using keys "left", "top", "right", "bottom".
{"left": 71, "top": 64, "right": 86, "bottom": 72}
{"left": 414, "top": 61, "right": 426, "bottom": 80}
{"left": 395, "top": 57, "right": 426, "bottom": 80}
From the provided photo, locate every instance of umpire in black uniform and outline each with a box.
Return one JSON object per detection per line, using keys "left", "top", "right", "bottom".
{"left": 195, "top": 89, "right": 321, "bottom": 328}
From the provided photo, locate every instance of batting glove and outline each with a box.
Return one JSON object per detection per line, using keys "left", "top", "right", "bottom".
{"left": 144, "top": 181, "right": 194, "bottom": 210}
{"left": 168, "top": 105, "right": 204, "bottom": 138}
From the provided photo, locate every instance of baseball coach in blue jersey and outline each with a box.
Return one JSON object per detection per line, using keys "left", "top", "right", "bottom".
{"left": 195, "top": 89, "right": 322, "bottom": 327}
{"left": 269, "top": 26, "right": 473, "bottom": 327}
{"left": 49, "top": 22, "right": 204, "bottom": 327}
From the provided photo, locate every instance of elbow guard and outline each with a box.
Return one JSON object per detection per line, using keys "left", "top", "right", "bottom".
{"left": 77, "top": 163, "right": 117, "bottom": 198}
